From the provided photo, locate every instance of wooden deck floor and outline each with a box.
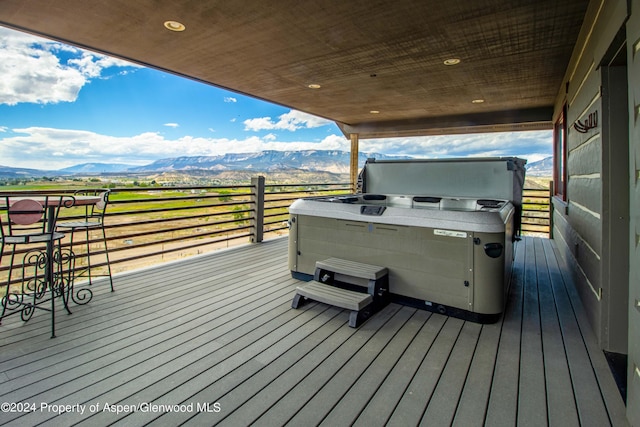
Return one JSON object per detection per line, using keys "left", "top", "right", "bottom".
{"left": 0, "top": 236, "right": 628, "bottom": 426}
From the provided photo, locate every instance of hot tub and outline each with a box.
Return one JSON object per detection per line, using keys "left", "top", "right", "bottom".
{"left": 288, "top": 157, "right": 525, "bottom": 322}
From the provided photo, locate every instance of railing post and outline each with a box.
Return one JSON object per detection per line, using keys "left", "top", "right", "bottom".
{"left": 251, "top": 176, "right": 265, "bottom": 243}
{"left": 548, "top": 180, "right": 554, "bottom": 239}
{"left": 350, "top": 133, "right": 359, "bottom": 193}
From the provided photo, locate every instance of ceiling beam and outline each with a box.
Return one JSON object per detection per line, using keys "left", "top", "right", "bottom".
{"left": 338, "top": 107, "right": 553, "bottom": 139}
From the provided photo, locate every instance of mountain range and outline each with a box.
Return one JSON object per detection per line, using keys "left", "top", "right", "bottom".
{"left": 524, "top": 156, "right": 554, "bottom": 176}
{"left": 0, "top": 150, "right": 553, "bottom": 178}
{"left": 126, "top": 150, "right": 408, "bottom": 174}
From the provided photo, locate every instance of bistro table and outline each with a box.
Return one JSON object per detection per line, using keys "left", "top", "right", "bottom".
{"left": 1, "top": 194, "right": 101, "bottom": 337}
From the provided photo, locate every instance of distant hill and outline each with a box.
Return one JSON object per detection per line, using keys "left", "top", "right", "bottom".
{"left": 59, "top": 163, "right": 137, "bottom": 173}
{"left": 0, "top": 165, "right": 54, "bottom": 178}
{"left": 3, "top": 152, "right": 550, "bottom": 179}
{"left": 149, "top": 168, "right": 349, "bottom": 184}
{"left": 1, "top": 151, "right": 407, "bottom": 178}
{"left": 128, "top": 150, "right": 410, "bottom": 174}
{"left": 526, "top": 156, "right": 553, "bottom": 177}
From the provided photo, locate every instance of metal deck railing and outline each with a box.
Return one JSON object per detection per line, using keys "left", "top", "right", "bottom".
{"left": 1, "top": 179, "right": 551, "bottom": 292}
{"left": 0, "top": 182, "right": 351, "bottom": 291}
{"left": 521, "top": 182, "right": 553, "bottom": 236}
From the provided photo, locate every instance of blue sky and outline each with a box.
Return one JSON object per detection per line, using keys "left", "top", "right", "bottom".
{"left": 0, "top": 26, "right": 553, "bottom": 171}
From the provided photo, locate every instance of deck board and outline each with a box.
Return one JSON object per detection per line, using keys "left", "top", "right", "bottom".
{"left": 451, "top": 321, "right": 502, "bottom": 427}
{"left": 288, "top": 306, "right": 415, "bottom": 426}
{"left": 536, "top": 238, "right": 579, "bottom": 427}
{"left": 484, "top": 231, "right": 525, "bottom": 427}
{"left": 353, "top": 311, "right": 443, "bottom": 426}
{"left": 249, "top": 305, "right": 405, "bottom": 427}
{"left": 386, "top": 316, "right": 464, "bottom": 425}
{"left": 518, "top": 237, "right": 547, "bottom": 427}
{"left": 548, "top": 239, "right": 629, "bottom": 426}
{"left": 421, "top": 320, "right": 482, "bottom": 425}
{"left": 216, "top": 309, "right": 358, "bottom": 427}
{"left": 320, "top": 309, "right": 428, "bottom": 426}
{"left": 0, "top": 236, "right": 629, "bottom": 426}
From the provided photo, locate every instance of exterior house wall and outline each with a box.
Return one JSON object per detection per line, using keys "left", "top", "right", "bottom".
{"left": 553, "top": 0, "right": 640, "bottom": 422}
{"left": 552, "top": 0, "right": 629, "bottom": 351}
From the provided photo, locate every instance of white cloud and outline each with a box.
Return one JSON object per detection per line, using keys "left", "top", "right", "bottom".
{"left": 244, "top": 109, "right": 332, "bottom": 132}
{"left": 0, "top": 126, "right": 350, "bottom": 169}
{"left": 224, "top": 97, "right": 237, "bottom": 103}
{"left": 0, "top": 124, "right": 552, "bottom": 170}
{"left": 0, "top": 26, "right": 139, "bottom": 106}
{"left": 360, "top": 130, "right": 552, "bottom": 163}
{"left": 243, "top": 117, "right": 274, "bottom": 132}
{"left": 164, "top": 123, "right": 179, "bottom": 128}
{"left": 66, "top": 52, "right": 133, "bottom": 78}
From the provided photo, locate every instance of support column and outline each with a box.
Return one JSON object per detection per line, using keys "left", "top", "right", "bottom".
{"left": 350, "top": 133, "right": 359, "bottom": 193}
{"left": 251, "top": 176, "right": 265, "bottom": 243}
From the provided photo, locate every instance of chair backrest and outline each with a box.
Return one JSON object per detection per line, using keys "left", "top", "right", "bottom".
{"left": 0, "top": 194, "right": 75, "bottom": 241}
{"left": 9, "top": 199, "right": 44, "bottom": 226}
{"left": 74, "top": 189, "right": 110, "bottom": 221}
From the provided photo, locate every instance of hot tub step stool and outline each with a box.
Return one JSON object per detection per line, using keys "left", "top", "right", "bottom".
{"left": 292, "top": 258, "right": 389, "bottom": 327}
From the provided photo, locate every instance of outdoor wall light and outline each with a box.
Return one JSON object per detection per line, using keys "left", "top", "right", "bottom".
{"left": 164, "top": 21, "right": 186, "bottom": 32}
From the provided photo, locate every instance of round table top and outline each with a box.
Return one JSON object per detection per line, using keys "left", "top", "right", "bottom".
{"left": 1, "top": 195, "right": 102, "bottom": 207}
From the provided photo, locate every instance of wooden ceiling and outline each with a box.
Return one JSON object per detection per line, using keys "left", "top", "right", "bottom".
{"left": 0, "top": 0, "right": 589, "bottom": 138}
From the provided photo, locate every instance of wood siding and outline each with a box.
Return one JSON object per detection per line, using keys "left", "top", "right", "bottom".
{"left": 551, "top": 0, "right": 630, "bottom": 351}
{"left": 626, "top": 0, "right": 640, "bottom": 423}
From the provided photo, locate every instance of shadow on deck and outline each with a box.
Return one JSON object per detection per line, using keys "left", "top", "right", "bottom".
{"left": 0, "top": 236, "right": 628, "bottom": 426}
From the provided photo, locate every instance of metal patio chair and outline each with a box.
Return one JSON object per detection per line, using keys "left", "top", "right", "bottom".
{"left": 56, "top": 189, "right": 114, "bottom": 292}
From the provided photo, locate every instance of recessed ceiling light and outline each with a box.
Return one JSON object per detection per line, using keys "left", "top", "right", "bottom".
{"left": 472, "top": 99, "right": 485, "bottom": 104}
{"left": 308, "top": 84, "right": 321, "bottom": 89}
{"left": 164, "top": 21, "right": 186, "bottom": 32}
{"left": 370, "top": 110, "right": 380, "bottom": 114}
{"left": 443, "top": 58, "right": 461, "bottom": 66}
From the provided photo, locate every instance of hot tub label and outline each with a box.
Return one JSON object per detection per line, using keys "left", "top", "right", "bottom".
{"left": 434, "top": 229, "right": 467, "bottom": 238}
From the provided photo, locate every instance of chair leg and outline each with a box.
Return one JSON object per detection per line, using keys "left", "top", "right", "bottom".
{"left": 101, "top": 225, "right": 114, "bottom": 292}
{"left": 0, "top": 292, "right": 6, "bottom": 324}
{"left": 0, "top": 243, "right": 6, "bottom": 323}
{"left": 84, "top": 227, "right": 92, "bottom": 286}
{"left": 54, "top": 245, "right": 74, "bottom": 314}
{"left": 19, "top": 248, "right": 47, "bottom": 323}
{"left": 50, "top": 249, "right": 56, "bottom": 338}
{"left": 68, "top": 225, "right": 113, "bottom": 292}
{"left": 1, "top": 245, "right": 29, "bottom": 325}
{"left": 65, "top": 228, "right": 90, "bottom": 304}
{"left": 7, "top": 247, "right": 16, "bottom": 299}
{"left": 1, "top": 241, "right": 69, "bottom": 337}
{"left": 0, "top": 246, "right": 18, "bottom": 324}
